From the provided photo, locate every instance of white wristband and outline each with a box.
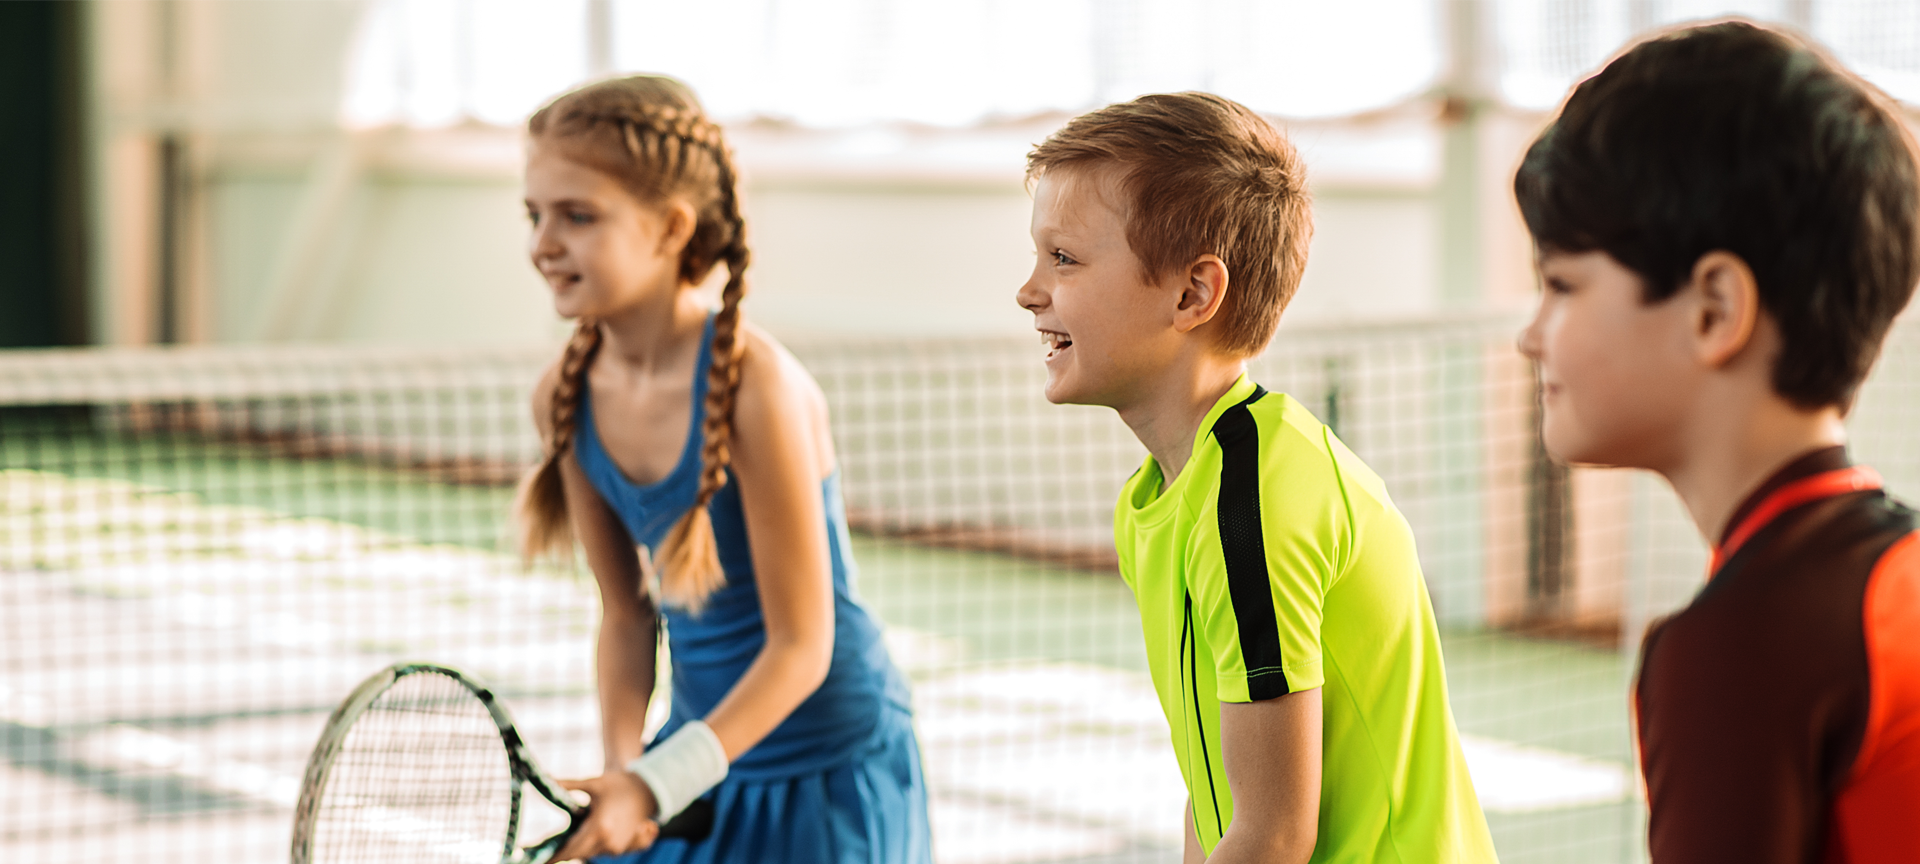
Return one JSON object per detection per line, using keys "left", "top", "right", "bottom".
{"left": 626, "top": 720, "right": 729, "bottom": 821}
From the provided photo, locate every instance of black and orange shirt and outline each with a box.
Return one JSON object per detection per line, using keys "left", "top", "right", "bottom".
{"left": 1635, "top": 446, "right": 1920, "bottom": 863}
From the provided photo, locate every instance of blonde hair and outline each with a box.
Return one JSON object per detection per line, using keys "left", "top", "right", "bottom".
{"left": 1027, "top": 93, "right": 1311, "bottom": 357}
{"left": 514, "top": 75, "right": 750, "bottom": 612}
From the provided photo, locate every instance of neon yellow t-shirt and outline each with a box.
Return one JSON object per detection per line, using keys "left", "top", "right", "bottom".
{"left": 1114, "top": 376, "right": 1495, "bottom": 862}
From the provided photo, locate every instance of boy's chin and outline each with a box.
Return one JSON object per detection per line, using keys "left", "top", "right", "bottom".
{"left": 1040, "top": 385, "right": 1079, "bottom": 406}
{"left": 1541, "top": 427, "right": 1630, "bottom": 470}
{"left": 1041, "top": 372, "right": 1099, "bottom": 407}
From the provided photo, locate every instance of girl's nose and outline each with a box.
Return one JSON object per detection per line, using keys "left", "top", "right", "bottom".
{"left": 530, "top": 220, "right": 562, "bottom": 260}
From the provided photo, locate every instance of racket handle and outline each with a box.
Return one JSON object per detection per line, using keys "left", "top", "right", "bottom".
{"left": 657, "top": 798, "right": 715, "bottom": 840}
{"left": 516, "top": 798, "right": 713, "bottom": 863}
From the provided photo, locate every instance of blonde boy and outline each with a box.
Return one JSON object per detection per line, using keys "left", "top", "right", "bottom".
{"left": 1017, "top": 92, "right": 1495, "bottom": 863}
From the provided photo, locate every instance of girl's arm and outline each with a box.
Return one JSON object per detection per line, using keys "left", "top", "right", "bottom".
{"left": 528, "top": 370, "right": 666, "bottom": 860}
{"left": 559, "top": 449, "right": 659, "bottom": 772}
{"left": 697, "top": 328, "right": 838, "bottom": 758}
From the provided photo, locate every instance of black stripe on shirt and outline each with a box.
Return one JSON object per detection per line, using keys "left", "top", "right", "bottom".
{"left": 1212, "top": 385, "right": 1291, "bottom": 701}
{"left": 1185, "top": 593, "right": 1224, "bottom": 838}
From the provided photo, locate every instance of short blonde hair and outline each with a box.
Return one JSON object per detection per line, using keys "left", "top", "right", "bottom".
{"left": 1028, "top": 92, "right": 1312, "bottom": 357}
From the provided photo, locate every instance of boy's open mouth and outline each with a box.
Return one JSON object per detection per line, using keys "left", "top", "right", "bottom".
{"left": 1040, "top": 330, "right": 1072, "bottom": 360}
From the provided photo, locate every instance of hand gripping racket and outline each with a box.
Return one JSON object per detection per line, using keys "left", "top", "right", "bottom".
{"left": 291, "top": 662, "right": 713, "bottom": 864}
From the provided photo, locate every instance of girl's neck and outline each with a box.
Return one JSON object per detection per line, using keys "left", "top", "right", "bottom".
{"left": 595, "top": 289, "right": 711, "bottom": 374}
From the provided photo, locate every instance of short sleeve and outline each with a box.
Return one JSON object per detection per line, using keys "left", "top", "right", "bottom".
{"left": 1185, "top": 404, "right": 1339, "bottom": 703}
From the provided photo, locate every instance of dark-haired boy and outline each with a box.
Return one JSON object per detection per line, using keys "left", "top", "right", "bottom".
{"left": 1513, "top": 21, "right": 1920, "bottom": 863}
{"left": 1017, "top": 92, "right": 1495, "bottom": 863}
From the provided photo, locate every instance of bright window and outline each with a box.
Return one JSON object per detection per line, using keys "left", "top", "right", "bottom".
{"left": 342, "top": 0, "right": 1443, "bottom": 128}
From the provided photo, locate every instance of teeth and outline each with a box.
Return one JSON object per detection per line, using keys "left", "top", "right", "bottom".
{"left": 1038, "top": 330, "right": 1071, "bottom": 361}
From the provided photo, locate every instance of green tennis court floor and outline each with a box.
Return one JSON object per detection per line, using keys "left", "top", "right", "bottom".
{"left": 2, "top": 428, "right": 1647, "bottom": 863}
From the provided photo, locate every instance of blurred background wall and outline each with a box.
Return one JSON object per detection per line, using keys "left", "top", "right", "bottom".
{"left": 11, "top": 1, "right": 1920, "bottom": 352}
{"left": 16, "top": 1, "right": 1916, "bottom": 351}
{"left": 0, "top": 3, "right": 1636, "bottom": 348}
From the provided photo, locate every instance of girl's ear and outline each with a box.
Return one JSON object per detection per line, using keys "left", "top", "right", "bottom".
{"left": 657, "top": 198, "right": 700, "bottom": 258}
{"left": 1173, "top": 254, "right": 1230, "bottom": 334}
{"left": 1689, "top": 250, "right": 1761, "bottom": 367}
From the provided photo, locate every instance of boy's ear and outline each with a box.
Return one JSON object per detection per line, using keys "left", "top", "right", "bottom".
{"left": 1688, "top": 250, "right": 1761, "bottom": 368}
{"left": 1172, "top": 254, "right": 1230, "bottom": 334}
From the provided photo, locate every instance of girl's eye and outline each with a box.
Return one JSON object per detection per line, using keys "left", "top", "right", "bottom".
{"left": 1052, "top": 250, "right": 1076, "bottom": 266}
{"left": 568, "top": 211, "right": 594, "bottom": 226}
{"left": 526, "top": 210, "right": 541, "bottom": 226}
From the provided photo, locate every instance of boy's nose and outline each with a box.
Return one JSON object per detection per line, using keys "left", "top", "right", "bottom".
{"left": 1015, "top": 275, "right": 1046, "bottom": 312}
{"left": 1515, "top": 311, "right": 1544, "bottom": 361}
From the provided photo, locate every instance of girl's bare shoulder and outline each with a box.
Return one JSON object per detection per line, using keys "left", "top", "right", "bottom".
{"left": 732, "top": 321, "right": 826, "bottom": 417}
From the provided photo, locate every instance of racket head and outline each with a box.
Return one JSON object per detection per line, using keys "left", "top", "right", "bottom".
{"left": 292, "top": 662, "right": 578, "bottom": 864}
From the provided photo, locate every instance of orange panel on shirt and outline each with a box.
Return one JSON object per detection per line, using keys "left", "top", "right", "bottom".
{"left": 1827, "top": 531, "right": 1920, "bottom": 864}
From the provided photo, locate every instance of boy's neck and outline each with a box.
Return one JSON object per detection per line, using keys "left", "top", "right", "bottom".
{"left": 1656, "top": 387, "right": 1848, "bottom": 547}
{"left": 1117, "top": 356, "right": 1247, "bottom": 487}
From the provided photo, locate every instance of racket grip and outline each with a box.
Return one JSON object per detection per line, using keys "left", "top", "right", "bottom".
{"left": 517, "top": 798, "right": 713, "bottom": 864}
{"left": 656, "top": 797, "right": 714, "bottom": 840}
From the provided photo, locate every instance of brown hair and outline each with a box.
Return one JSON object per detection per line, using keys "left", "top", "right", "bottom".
{"left": 1515, "top": 21, "right": 1920, "bottom": 410}
{"left": 514, "top": 75, "right": 750, "bottom": 612}
{"left": 1027, "top": 92, "right": 1312, "bottom": 357}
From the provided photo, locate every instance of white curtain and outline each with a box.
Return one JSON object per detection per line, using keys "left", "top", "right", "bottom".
{"left": 342, "top": 0, "right": 1442, "bottom": 128}
{"left": 1495, "top": 0, "right": 1920, "bottom": 110}
{"left": 341, "top": 0, "right": 1920, "bottom": 129}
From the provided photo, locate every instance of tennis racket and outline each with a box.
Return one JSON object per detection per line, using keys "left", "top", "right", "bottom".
{"left": 291, "top": 662, "right": 713, "bottom": 864}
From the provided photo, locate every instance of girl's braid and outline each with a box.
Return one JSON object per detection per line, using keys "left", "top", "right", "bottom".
{"left": 641, "top": 107, "right": 752, "bottom": 613}
{"left": 513, "top": 318, "right": 603, "bottom": 562}
{"left": 548, "top": 318, "right": 605, "bottom": 460}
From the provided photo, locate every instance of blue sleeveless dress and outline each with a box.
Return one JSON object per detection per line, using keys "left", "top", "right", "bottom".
{"left": 576, "top": 316, "right": 931, "bottom": 864}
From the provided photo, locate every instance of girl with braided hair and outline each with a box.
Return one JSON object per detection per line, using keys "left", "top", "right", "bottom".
{"left": 514, "top": 75, "right": 929, "bottom": 863}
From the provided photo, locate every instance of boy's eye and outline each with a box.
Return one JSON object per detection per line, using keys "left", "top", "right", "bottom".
{"left": 1052, "top": 250, "right": 1076, "bottom": 266}
{"left": 568, "top": 211, "right": 594, "bottom": 226}
{"left": 526, "top": 210, "right": 540, "bottom": 226}
{"left": 1543, "top": 276, "right": 1573, "bottom": 294}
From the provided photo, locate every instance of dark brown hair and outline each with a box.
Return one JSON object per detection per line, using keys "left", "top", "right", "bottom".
{"left": 1514, "top": 21, "right": 1920, "bottom": 409}
{"left": 1027, "top": 92, "right": 1312, "bottom": 357}
{"left": 514, "top": 75, "right": 749, "bottom": 611}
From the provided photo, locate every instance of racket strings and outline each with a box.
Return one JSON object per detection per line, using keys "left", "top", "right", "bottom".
{"left": 308, "top": 671, "right": 517, "bottom": 863}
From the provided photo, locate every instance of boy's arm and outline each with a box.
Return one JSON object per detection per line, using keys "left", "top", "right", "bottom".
{"left": 1183, "top": 803, "right": 1203, "bottom": 864}
{"left": 1206, "top": 688, "right": 1322, "bottom": 864}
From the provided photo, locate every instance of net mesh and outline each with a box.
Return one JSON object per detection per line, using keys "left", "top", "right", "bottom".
{"left": 301, "top": 669, "right": 515, "bottom": 863}
{"left": 2, "top": 316, "right": 1917, "bottom": 863}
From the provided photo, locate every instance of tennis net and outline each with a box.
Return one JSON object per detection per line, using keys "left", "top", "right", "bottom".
{"left": 3, "top": 314, "right": 1916, "bottom": 863}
